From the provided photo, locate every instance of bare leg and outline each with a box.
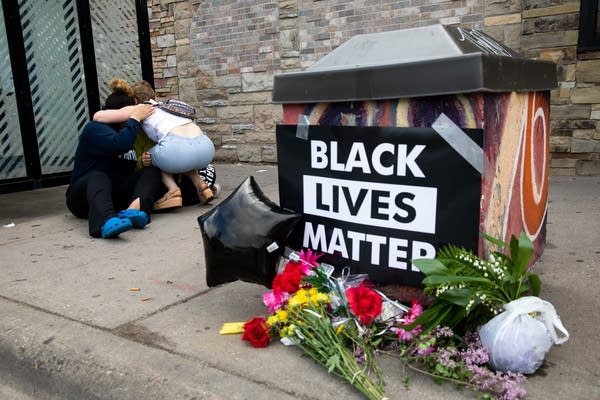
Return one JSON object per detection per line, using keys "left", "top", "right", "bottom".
{"left": 161, "top": 172, "right": 180, "bottom": 193}
{"left": 153, "top": 172, "right": 183, "bottom": 210}
{"left": 120, "top": 196, "right": 150, "bottom": 229}
{"left": 127, "top": 197, "right": 141, "bottom": 210}
{"left": 183, "top": 170, "right": 214, "bottom": 204}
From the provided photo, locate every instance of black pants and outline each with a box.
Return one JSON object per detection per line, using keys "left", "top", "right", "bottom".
{"left": 66, "top": 166, "right": 161, "bottom": 237}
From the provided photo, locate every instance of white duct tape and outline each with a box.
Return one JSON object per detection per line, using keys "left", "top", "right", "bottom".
{"left": 296, "top": 114, "right": 310, "bottom": 140}
{"left": 432, "top": 113, "right": 483, "bottom": 174}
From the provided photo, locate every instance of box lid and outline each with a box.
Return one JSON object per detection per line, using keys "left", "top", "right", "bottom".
{"left": 272, "top": 25, "right": 557, "bottom": 103}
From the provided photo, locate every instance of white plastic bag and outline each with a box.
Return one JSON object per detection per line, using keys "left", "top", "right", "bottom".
{"left": 479, "top": 296, "right": 569, "bottom": 374}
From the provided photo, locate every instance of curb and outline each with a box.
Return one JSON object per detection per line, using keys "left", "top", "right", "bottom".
{"left": 0, "top": 298, "right": 299, "bottom": 400}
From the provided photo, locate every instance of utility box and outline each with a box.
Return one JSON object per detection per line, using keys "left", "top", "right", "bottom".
{"left": 273, "top": 25, "right": 557, "bottom": 286}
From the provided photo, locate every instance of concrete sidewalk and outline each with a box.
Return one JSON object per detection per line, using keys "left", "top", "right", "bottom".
{"left": 0, "top": 163, "right": 598, "bottom": 400}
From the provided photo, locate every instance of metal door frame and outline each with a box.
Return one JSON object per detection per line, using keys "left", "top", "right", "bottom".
{"left": 0, "top": 0, "right": 153, "bottom": 194}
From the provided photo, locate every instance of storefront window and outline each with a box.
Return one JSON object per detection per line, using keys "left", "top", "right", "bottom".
{"left": 578, "top": 0, "right": 600, "bottom": 52}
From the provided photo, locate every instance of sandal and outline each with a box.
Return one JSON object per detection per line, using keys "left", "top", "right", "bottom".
{"left": 197, "top": 184, "right": 214, "bottom": 205}
{"left": 101, "top": 217, "right": 133, "bottom": 238}
{"left": 117, "top": 209, "right": 149, "bottom": 229}
{"left": 153, "top": 189, "right": 182, "bottom": 211}
{"left": 211, "top": 183, "right": 221, "bottom": 199}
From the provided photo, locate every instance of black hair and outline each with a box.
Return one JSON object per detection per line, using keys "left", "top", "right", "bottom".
{"left": 104, "top": 93, "right": 136, "bottom": 110}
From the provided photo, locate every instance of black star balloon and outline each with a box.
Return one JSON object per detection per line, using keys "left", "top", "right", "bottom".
{"left": 198, "top": 176, "right": 301, "bottom": 288}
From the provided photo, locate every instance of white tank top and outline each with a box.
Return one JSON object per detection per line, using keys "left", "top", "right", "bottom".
{"left": 142, "top": 108, "right": 192, "bottom": 143}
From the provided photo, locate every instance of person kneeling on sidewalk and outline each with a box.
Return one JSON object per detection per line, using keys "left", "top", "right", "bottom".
{"left": 126, "top": 80, "right": 220, "bottom": 212}
{"left": 66, "top": 81, "right": 162, "bottom": 238}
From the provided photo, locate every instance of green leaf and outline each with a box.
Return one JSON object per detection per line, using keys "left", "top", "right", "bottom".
{"left": 510, "top": 232, "right": 533, "bottom": 278}
{"left": 528, "top": 273, "right": 541, "bottom": 296}
{"left": 438, "top": 287, "right": 473, "bottom": 307}
{"left": 412, "top": 301, "right": 464, "bottom": 332}
{"left": 434, "top": 363, "right": 447, "bottom": 375}
{"left": 482, "top": 233, "right": 507, "bottom": 249}
{"left": 325, "top": 353, "right": 340, "bottom": 373}
{"left": 412, "top": 258, "right": 448, "bottom": 275}
{"left": 422, "top": 275, "right": 491, "bottom": 286}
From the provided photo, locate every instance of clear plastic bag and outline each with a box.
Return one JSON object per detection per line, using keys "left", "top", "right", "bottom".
{"left": 479, "top": 296, "right": 569, "bottom": 374}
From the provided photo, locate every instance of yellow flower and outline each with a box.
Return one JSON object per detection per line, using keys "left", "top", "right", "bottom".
{"left": 289, "top": 289, "right": 310, "bottom": 307}
{"left": 336, "top": 323, "right": 345, "bottom": 335}
{"left": 288, "top": 296, "right": 301, "bottom": 308}
{"left": 313, "top": 292, "right": 330, "bottom": 305}
{"left": 266, "top": 315, "right": 279, "bottom": 326}
{"left": 284, "top": 324, "right": 296, "bottom": 336}
{"left": 275, "top": 309, "right": 288, "bottom": 323}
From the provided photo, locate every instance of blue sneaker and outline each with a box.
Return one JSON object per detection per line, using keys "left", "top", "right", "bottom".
{"left": 117, "top": 209, "right": 149, "bottom": 229}
{"left": 101, "top": 217, "right": 133, "bottom": 238}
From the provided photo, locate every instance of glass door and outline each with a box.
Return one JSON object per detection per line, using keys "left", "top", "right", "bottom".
{"left": 0, "top": 0, "right": 150, "bottom": 190}
{"left": 90, "top": 1, "right": 143, "bottom": 101}
{"left": 18, "top": 0, "right": 89, "bottom": 175}
{"left": 0, "top": 4, "right": 26, "bottom": 180}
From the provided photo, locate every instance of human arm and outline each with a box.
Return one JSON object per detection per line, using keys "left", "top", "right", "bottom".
{"left": 81, "top": 119, "right": 143, "bottom": 156}
{"left": 93, "top": 104, "right": 154, "bottom": 124}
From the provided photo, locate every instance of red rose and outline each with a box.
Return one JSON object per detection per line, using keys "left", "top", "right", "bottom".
{"left": 271, "top": 261, "right": 304, "bottom": 294}
{"left": 345, "top": 284, "right": 383, "bottom": 325}
{"left": 242, "top": 317, "right": 271, "bottom": 348}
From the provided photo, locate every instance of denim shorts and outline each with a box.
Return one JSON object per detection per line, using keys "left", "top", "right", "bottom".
{"left": 149, "top": 133, "right": 215, "bottom": 174}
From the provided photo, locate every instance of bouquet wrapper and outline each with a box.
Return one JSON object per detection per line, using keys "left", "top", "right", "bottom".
{"left": 479, "top": 296, "right": 569, "bottom": 374}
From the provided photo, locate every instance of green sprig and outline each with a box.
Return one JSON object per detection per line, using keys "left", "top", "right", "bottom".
{"left": 411, "top": 231, "right": 541, "bottom": 333}
{"left": 288, "top": 305, "right": 387, "bottom": 400}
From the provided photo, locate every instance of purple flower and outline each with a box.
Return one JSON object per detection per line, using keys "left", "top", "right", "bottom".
{"left": 460, "top": 332, "right": 490, "bottom": 366}
{"left": 433, "top": 326, "right": 453, "bottom": 338}
{"left": 436, "top": 347, "right": 458, "bottom": 369}
{"left": 461, "top": 332, "right": 527, "bottom": 400}
{"left": 416, "top": 345, "right": 436, "bottom": 356}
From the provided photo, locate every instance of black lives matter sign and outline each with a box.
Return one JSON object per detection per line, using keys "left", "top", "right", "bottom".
{"left": 276, "top": 125, "right": 482, "bottom": 286}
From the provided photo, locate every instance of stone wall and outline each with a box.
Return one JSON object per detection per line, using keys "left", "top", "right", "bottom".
{"left": 146, "top": 0, "right": 600, "bottom": 175}
{"left": 483, "top": 1, "right": 600, "bottom": 175}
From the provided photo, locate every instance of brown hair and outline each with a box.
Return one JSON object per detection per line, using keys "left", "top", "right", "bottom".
{"left": 104, "top": 78, "right": 136, "bottom": 110}
{"left": 133, "top": 80, "right": 156, "bottom": 103}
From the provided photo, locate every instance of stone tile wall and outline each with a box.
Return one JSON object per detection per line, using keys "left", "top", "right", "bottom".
{"left": 146, "top": 0, "right": 599, "bottom": 175}
{"left": 483, "top": 1, "right": 600, "bottom": 175}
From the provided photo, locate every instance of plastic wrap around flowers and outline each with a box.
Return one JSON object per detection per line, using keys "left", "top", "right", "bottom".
{"left": 259, "top": 249, "right": 409, "bottom": 342}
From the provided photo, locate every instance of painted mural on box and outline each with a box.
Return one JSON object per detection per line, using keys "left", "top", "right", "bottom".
{"left": 281, "top": 91, "right": 550, "bottom": 261}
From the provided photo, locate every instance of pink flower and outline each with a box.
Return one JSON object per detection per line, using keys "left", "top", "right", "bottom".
{"left": 262, "top": 290, "right": 290, "bottom": 313}
{"left": 416, "top": 345, "right": 436, "bottom": 355}
{"left": 408, "top": 299, "right": 423, "bottom": 319}
{"left": 391, "top": 327, "right": 413, "bottom": 341}
{"left": 298, "top": 248, "right": 322, "bottom": 274}
{"left": 392, "top": 299, "right": 423, "bottom": 342}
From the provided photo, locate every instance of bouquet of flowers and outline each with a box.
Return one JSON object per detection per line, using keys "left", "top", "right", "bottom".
{"left": 228, "top": 239, "right": 536, "bottom": 400}
{"left": 242, "top": 249, "right": 414, "bottom": 399}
